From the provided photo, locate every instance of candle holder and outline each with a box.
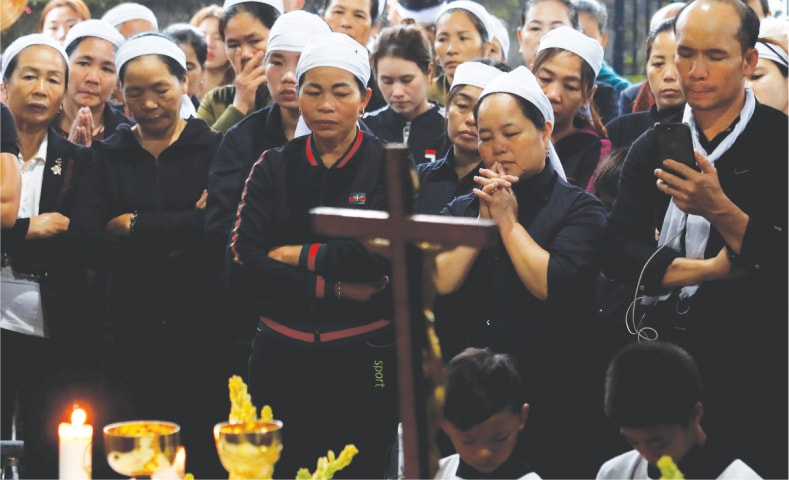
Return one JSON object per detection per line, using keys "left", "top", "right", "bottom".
{"left": 103, "top": 420, "right": 181, "bottom": 478}
{"left": 213, "top": 419, "right": 283, "bottom": 480}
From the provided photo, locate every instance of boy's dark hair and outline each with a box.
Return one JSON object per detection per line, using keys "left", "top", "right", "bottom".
{"left": 443, "top": 347, "right": 528, "bottom": 431}
{"left": 604, "top": 342, "right": 703, "bottom": 428}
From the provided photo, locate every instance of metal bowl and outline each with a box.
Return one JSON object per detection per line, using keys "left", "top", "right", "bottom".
{"left": 214, "top": 420, "right": 283, "bottom": 479}
{"left": 103, "top": 420, "right": 181, "bottom": 477}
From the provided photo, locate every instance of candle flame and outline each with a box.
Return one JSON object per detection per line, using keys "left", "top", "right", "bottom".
{"left": 71, "top": 406, "right": 87, "bottom": 427}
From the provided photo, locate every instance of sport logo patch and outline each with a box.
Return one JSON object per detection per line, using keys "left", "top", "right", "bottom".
{"left": 348, "top": 192, "right": 367, "bottom": 205}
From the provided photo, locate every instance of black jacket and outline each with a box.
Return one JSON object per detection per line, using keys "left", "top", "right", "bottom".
{"left": 363, "top": 103, "right": 449, "bottom": 164}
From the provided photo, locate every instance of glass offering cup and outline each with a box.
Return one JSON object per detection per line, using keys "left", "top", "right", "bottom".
{"left": 103, "top": 420, "right": 181, "bottom": 478}
{"left": 214, "top": 420, "right": 283, "bottom": 480}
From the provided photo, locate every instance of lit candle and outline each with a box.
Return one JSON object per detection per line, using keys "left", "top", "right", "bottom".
{"left": 58, "top": 405, "right": 92, "bottom": 479}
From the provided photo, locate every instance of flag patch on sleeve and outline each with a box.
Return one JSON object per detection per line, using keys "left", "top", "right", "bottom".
{"left": 348, "top": 193, "right": 367, "bottom": 205}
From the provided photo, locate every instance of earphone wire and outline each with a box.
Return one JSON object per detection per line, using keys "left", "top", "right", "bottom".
{"left": 626, "top": 228, "right": 685, "bottom": 342}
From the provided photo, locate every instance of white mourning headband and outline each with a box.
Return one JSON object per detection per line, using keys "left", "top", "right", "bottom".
{"left": 266, "top": 10, "right": 331, "bottom": 57}
{"left": 396, "top": 1, "right": 446, "bottom": 24}
{"left": 537, "top": 25, "right": 604, "bottom": 78}
{"left": 63, "top": 19, "right": 125, "bottom": 52}
{"left": 115, "top": 34, "right": 187, "bottom": 74}
{"left": 101, "top": 2, "right": 158, "bottom": 30}
{"left": 435, "top": 0, "right": 495, "bottom": 43}
{"left": 450, "top": 61, "right": 502, "bottom": 90}
{"left": 296, "top": 31, "right": 371, "bottom": 88}
{"left": 756, "top": 40, "right": 788, "bottom": 69}
{"left": 1, "top": 34, "right": 69, "bottom": 78}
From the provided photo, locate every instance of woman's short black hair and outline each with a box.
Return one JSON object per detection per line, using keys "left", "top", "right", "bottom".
{"left": 220, "top": 1, "right": 281, "bottom": 39}
{"left": 162, "top": 23, "right": 208, "bottom": 67}
{"left": 119, "top": 32, "right": 188, "bottom": 83}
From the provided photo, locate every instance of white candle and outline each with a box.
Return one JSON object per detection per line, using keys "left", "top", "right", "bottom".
{"left": 58, "top": 405, "right": 92, "bottom": 479}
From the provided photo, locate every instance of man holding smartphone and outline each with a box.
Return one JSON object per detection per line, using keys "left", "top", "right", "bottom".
{"left": 600, "top": 1, "right": 787, "bottom": 478}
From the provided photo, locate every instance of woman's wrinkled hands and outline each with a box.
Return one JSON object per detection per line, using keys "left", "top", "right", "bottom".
{"left": 472, "top": 162, "right": 519, "bottom": 226}
{"left": 67, "top": 106, "right": 95, "bottom": 147}
{"left": 232, "top": 49, "right": 267, "bottom": 115}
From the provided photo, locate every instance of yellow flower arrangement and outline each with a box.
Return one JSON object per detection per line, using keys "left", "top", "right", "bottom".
{"left": 226, "top": 376, "right": 358, "bottom": 479}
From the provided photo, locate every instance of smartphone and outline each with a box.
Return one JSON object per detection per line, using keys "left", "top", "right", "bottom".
{"left": 654, "top": 122, "right": 697, "bottom": 179}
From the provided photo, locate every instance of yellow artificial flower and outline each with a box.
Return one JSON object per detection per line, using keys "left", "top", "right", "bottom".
{"left": 295, "top": 444, "right": 359, "bottom": 480}
{"left": 657, "top": 455, "right": 685, "bottom": 479}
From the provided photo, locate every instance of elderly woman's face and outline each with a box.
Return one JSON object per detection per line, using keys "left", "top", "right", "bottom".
{"left": 323, "top": 0, "right": 373, "bottom": 47}
{"left": 3, "top": 46, "right": 67, "bottom": 129}
{"left": 534, "top": 51, "right": 592, "bottom": 129}
{"left": 646, "top": 31, "right": 684, "bottom": 111}
{"left": 67, "top": 37, "right": 118, "bottom": 109}
{"left": 121, "top": 55, "right": 185, "bottom": 136}
{"left": 299, "top": 66, "right": 369, "bottom": 145}
{"left": 224, "top": 11, "right": 271, "bottom": 74}
{"left": 476, "top": 93, "right": 551, "bottom": 180}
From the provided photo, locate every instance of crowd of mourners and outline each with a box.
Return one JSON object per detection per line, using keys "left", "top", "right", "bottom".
{"left": 0, "top": 0, "right": 787, "bottom": 477}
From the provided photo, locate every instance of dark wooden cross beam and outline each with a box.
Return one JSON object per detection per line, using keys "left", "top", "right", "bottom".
{"left": 311, "top": 144, "right": 498, "bottom": 478}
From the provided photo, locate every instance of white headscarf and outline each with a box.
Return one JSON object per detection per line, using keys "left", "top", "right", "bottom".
{"left": 646, "top": 89, "right": 757, "bottom": 303}
{"left": 63, "top": 19, "right": 125, "bottom": 52}
{"left": 223, "top": 0, "right": 285, "bottom": 15}
{"left": 477, "top": 66, "right": 567, "bottom": 181}
{"left": 435, "top": 0, "right": 495, "bottom": 43}
{"left": 488, "top": 14, "right": 509, "bottom": 62}
{"left": 101, "top": 2, "right": 158, "bottom": 30}
{"left": 296, "top": 31, "right": 371, "bottom": 88}
{"left": 537, "top": 25, "right": 604, "bottom": 78}
{"left": 756, "top": 40, "right": 789, "bottom": 69}
{"left": 1, "top": 34, "right": 69, "bottom": 78}
{"left": 396, "top": 0, "right": 446, "bottom": 24}
{"left": 115, "top": 34, "right": 187, "bottom": 74}
{"left": 450, "top": 61, "right": 502, "bottom": 90}
{"left": 266, "top": 10, "right": 331, "bottom": 57}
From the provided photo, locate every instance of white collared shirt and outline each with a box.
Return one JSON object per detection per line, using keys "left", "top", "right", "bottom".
{"left": 17, "top": 135, "right": 48, "bottom": 218}
{"left": 1, "top": 135, "right": 49, "bottom": 338}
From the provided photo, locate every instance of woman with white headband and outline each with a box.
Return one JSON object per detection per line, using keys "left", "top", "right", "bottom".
{"left": 197, "top": 0, "right": 283, "bottom": 133}
{"left": 204, "top": 10, "right": 331, "bottom": 361}
{"left": 533, "top": 25, "right": 610, "bottom": 192}
{"left": 86, "top": 32, "right": 225, "bottom": 476}
{"left": 1, "top": 33, "right": 100, "bottom": 477}
{"left": 230, "top": 31, "right": 399, "bottom": 478}
{"left": 431, "top": 66, "right": 608, "bottom": 477}
{"left": 55, "top": 19, "right": 132, "bottom": 147}
{"left": 748, "top": 38, "right": 788, "bottom": 114}
{"left": 430, "top": 0, "right": 495, "bottom": 104}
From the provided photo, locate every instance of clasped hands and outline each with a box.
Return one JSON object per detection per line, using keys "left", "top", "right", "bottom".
{"left": 472, "top": 162, "right": 520, "bottom": 226}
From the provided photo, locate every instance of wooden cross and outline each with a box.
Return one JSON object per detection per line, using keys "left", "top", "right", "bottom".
{"left": 311, "top": 144, "right": 498, "bottom": 478}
